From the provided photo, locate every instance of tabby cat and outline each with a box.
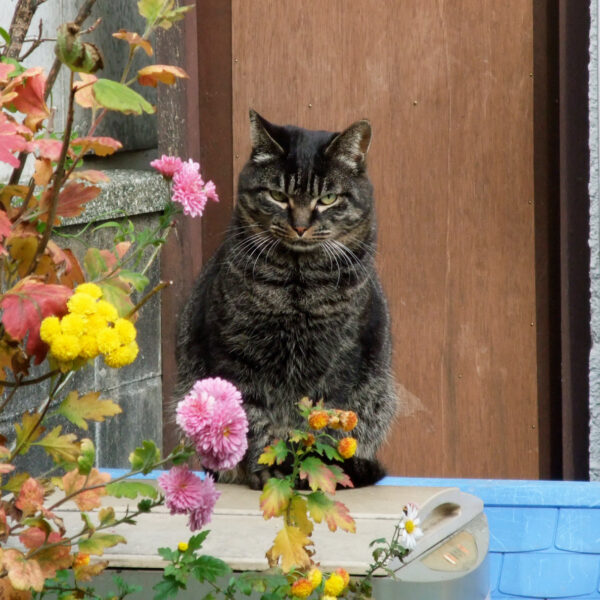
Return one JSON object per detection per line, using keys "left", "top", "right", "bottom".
{"left": 175, "top": 110, "right": 397, "bottom": 489}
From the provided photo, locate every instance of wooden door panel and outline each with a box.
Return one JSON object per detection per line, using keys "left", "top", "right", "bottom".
{"left": 231, "top": 0, "right": 538, "bottom": 478}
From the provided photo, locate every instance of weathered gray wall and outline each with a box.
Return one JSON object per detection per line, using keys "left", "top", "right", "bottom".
{"left": 589, "top": 0, "right": 599, "bottom": 480}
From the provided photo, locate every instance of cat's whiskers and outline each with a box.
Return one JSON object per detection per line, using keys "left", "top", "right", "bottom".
{"left": 330, "top": 239, "right": 373, "bottom": 285}
{"left": 241, "top": 235, "right": 276, "bottom": 282}
{"left": 226, "top": 231, "right": 271, "bottom": 272}
{"left": 252, "top": 238, "right": 280, "bottom": 280}
{"left": 323, "top": 240, "right": 343, "bottom": 288}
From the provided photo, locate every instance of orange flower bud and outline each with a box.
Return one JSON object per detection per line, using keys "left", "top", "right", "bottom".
{"left": 328, "top": 410, "right": 342, "bottom": 430}
{"left": 337, "top": 437, "right": 357, "bottom": 459}
{"left": 290, "top": 578, "right": 313, "bottom": 598}
{"left": 340, "top": 411, "right": 358, "bottom": 432}
{"left": 73, "top": 553, "right": 90, "bottom": 568}
{"left": 303, "top": 433, "right": 316, "bottom": 447}
{"left": 308, "top": 410, "right": 329, "bottom": 430}
{"left": 335, "top": 567, "right": 350, "bottom": 587}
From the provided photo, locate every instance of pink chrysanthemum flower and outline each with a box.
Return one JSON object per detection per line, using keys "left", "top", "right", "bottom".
{"left": 187, "top": 473, "right": 220, "bottom": 531}
{"left": 150, "top": 154, "right": 183, "bottom": 178}
{"left": 157, "top": 465, "right": 207, "bottom": 515}
{"left": 170, "top": 159, "right": 210, "bottom": 218}
{"left": 195, "top": 398, "right": 249, "bottom": 471}
{"left": 203, "top": 179, "right": 220, "bottom": 203}
{"left": 176, "top": 377, "right": 248, "bottom": 471}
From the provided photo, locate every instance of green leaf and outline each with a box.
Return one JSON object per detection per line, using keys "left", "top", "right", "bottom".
{"left": 158, "top": 547, "right": 177, "bottom": 562}
{"left": 93, "top": 79, "right": 155, "bottom": 115}
{"left": 129, "top": 440, "right": 160, "bottom": 473}
{"left": 138, "top": 498, "right": 153, "bottom": 512}
{"left": 97, "top": 278, "right": 134, "bottom": 317}
{"left": 106, "top": 480, "right": 158, "bottom": 499}
{"left": 152, "top": 577, "right": 183, "bottom": 600}
{"left": 118, "top": 269, "right": 150, "bottom": 292}
{"left": 0, "top": 27, "right": 10, "bottom": 45}
{"left": 78, "top": 532, "right": 126, "bottom": 555}
{"left": 315, "top": 441, "right": 343, "bottom": 462}
{"left": 187, "top": 530, "right": 210, "bottom": 552}
{"left": 77, "top": 438, "right": 95, "bottom": 475}
{"left": 56, "top": 391, "right": 122, "bottom": 431}
{"left": 191, "top": 555, "right": 231, "bottom": 583}
{"left": 259, "top": 478, "right": 293, "bottom": 518}
{"left": 138, "top": 0, "right": 163, "bottom": 23}
{"left": 84, "top": 247, "right": 108, "bottom": 280}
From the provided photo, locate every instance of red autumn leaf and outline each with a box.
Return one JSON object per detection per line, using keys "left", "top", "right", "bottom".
{"left": 35, "top": 534, "right": 72, "bottom": 578}
{"left": 113, "top": 29, "right": 153, "bottom": 56}
{"left": 0, "top": 62, "right": 16, "bottom": 83}
{"left": 52, "top": 182, "right": 101, "bottom": 218}
{"left": 0, "top": 210, "right": 12, "bottom": 240}
{"left": 15, "top": 477, "right": 45, "bottom": 517}
{"left": 19, "top": 527, "right": 46, "bottom": 550}
{"left": 30, "top": 138, "right": 64, "bottom": 161}
{"left": 69, "top": 169, "right": 110, "bottom": 183}
{"left": 0, "top": 112, "right": 28, "bottom": 168}
{"left": 0, "top": 277, "right": 72, "bottom": 363}
{"left": 137, "top": 64, "right": 188, "bottom": 87}
{"left": 11, "top": 68, "right": 50, "bottom": 132}
{"left": 71, "top": 136, "right": 122, "bottom": 157}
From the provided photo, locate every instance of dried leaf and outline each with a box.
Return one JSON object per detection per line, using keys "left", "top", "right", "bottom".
{"left": 113, "top": 29, "right": 153, "bottom": 56}
{"left": 57, "top": 391, "right": 122, "bottom": 431}
{"left": 1, "top": 549, "right": 44, "bottom": 592}
{"left": 61, "top": 468, "right": 110, "bottom": 511}
{"left": 74, "top": 559, "right": 108, "bottom": 581}
{"left": 34, "top": 533, "right": 72, "bottom": 578}
{"left": 0, "top": 576, "right": 33, "bottom": 599}
{"left": 69, "top": 169, "right": 110, "bottom": 183}
{"left": 137, "top": 64, "right": 188, "bottom": 87}
{"left": 71, "top": 136, "right": 122, "bottom": 157}
{"left": 265, "top": 524, "right": 313, "bottom": 573}
{"left": 43, "top": 181, "right": 101, "bottom": 218}
{"left": 33, "top": 158, "right": 52, "bottom": 186}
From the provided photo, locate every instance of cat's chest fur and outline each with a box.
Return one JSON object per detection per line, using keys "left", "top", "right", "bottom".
{"left": 209, "top": 259, "right": 368, "bottom": 395}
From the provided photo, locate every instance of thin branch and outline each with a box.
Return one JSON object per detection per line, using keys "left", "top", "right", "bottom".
{"left": 26, "top": 70, "right": 75, "bottom": 276}
{"left": 8, "top": 0, "right": 98, "bottom": 186}
{"left": 18, "top": 19, "right": 43, "bottom": 61}
{"left": 3, "top": 0, "right": 46, "bottom": 60}
{"left": 0, "top": 369, "right": 59, "bottom": 390}
{"left": 0, "top": 375, "right": 23, "bottom": 414}
{"left": 125, "top": 280, "right": 171, "bottom": 320}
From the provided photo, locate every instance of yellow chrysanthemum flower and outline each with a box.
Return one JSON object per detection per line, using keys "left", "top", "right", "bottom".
{"left": 40, "top": 316, "right": 61, "bottom": 344}
{"left": 96, "top": 299, "right": 118, "bottom": 322}
{"left": 308, "top": 567, "right": 323, "bottom": 589}
{"left": 85, "top": 314, "right": 108, "bottom": 336}
{"left": 67, "top": 292, "right": 97, "bottom": 315}
{"left": 104, "top": 341, "right": 139, "bottom": 368}
{"left": 96, "top": 327, "right": 120, "bottom": 355}
{"left": 177, "top": 542, "right": 188, "bottom": 552}
{"left": 60, "top": 313, "right": 85, "bottom": 337}
{"left": 334, "top": 568, "right": 350, "bottom": 587}
{"left": 323, "top": 573, "right": 345, "bottom": 597}
{"left": 114, "top": 318, "right": 136, "bottom": 344}
{"left": 79, "top": 334, "right": 99, "bottom": 359}
{"left": 75, "top": 283, "right": 102, "bottom": 299}
{"left": 337, "top": 437, "right": 357, "bottom": 459}
{"left": 50, "top": 334, "right": 81, "bottom": 361}
{"left": 290, "top": 579, "right": 313, "bottom": 598}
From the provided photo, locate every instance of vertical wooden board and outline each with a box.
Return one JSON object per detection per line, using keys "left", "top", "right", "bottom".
{"left": 232, "top": 0, "right": 538, "bottom": 478}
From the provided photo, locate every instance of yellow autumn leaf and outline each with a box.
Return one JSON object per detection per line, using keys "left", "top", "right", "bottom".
{"left": 56, "top": 391, "right": 122, "bottom": 431}
{"left": 14, "top": 411, "right": 45, "bottom": 455}
{"left": 260, "top": 478, "right": 292, "bottom": 519}
{"left": 289, "top": 495, "right": 314, "bottom": 536}
{"left": 33, "top": 426, "right": 80, "bottom": 463}
{"left": 265, "top": 524, "right": 313, "bottom": 573}
{"left": 137, "top": 64, "right": 188, "bottom": 87}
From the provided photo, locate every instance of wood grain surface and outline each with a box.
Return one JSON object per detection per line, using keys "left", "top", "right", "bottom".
{"left": 231, "top": 0, "right": 538, "bottom": 478}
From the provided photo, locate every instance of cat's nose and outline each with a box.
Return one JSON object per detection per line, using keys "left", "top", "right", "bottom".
{"left": 293, "top": 226, "right": 308, "bottom": 237}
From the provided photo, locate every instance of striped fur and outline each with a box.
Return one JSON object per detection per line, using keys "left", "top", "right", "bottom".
{"left": 175, "top": 112, "right": 397, "bottom": 489}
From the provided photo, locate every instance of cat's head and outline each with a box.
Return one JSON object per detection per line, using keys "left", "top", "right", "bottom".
{"left": 236, "top": 110, "right": 375, "bottom": 252}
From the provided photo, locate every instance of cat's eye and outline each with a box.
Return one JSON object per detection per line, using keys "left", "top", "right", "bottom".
{"left": 319, "top": 194, "right": 338, "bottom": 206}
{"left": 269, "top": 190, "right": 288, "bottom": 203}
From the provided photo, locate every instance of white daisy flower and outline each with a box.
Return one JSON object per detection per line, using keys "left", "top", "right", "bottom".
{"left": 399, "top": 502, "right": 424, "bottom": 550}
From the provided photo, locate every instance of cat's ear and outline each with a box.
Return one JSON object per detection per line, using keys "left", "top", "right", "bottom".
{"left": 325, "top": 119, "right": 372, "bottom": 170}
{"left": 249, "top": 109, "right": 285, "bottom": 163}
